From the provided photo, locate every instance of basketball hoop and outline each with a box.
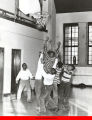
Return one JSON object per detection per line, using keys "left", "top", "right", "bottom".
{"left": 33, "top": 11, "right": 49, "bottom": 29}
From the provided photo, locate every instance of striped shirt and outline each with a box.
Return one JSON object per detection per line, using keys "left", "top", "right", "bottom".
{"left": 62, "top": 70, "right": 72, "bottom": 82}
{"left": 54, "top": 67, "right": 63, "bottom": 84}
{"left": 43, "top": 49, "right": 56, "bottom": 73}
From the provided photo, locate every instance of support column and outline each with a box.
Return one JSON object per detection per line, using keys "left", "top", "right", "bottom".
{"left": 15, "top": 0, "right": 19, "bottom": 18}
{"left": 47, "top": 0, "right": 56, "bottom": 49}
{"left": 78, "top": 23, "right": 87, "bottom": 65}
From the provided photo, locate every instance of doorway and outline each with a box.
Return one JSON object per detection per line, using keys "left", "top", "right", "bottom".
{"left": 0, "top": 48, "right": 4, "bottom": 96}
{"left": 11, "top": 49, "right": 21, "bottom": 94}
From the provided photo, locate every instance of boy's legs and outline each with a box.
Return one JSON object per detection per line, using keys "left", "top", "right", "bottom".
{"left": 63, "top": 82, "right": 71, "bottom": 109}
{"left": 58, "top": 81, "right": 66, "bottom": 110}
{"left": 58, "top": 84, "right": 61, "bottom": 100}
{"left": 17, "top": 80, "right": 25, "bottom": 100}
{"left": 40, "top": 85, "right": 57, "bottom": 112}
{"left": 40, "top": 85, "right": 54, "bottom": 112}
{"left": 40, "top": 85, "right": 49, "bottom": 112}
{"left": 35, "top": 80, "right": 42, "bottom": 109}
{"left": 53, "top": 83, "right": 58, "bottom": 106}
{"left": 25, "top": 80, "right": 32, "bottom": 102}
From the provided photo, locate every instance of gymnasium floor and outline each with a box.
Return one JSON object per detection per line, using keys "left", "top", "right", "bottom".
{"left": 0, "top": 87, "right": 92, "bottom": 116}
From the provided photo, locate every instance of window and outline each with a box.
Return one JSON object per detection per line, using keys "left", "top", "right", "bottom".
{"left": 88, "top": 23, "right": 92, "bottom": 64}
{"left": 63, "top": 24, "right": 79, "bottom": 65}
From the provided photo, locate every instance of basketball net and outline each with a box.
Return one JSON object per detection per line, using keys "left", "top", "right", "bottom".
{"left": 33, "top": 11, "right": 49, "bottom": 27}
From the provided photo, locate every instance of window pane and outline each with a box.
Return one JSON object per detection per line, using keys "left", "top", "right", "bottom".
{"left": 72, "top": 33, "right": 78, "bottom": 38}
{"left": 65, "top": 34, "right": 71, "bottom": 38}
{"left": 89, "top": 26, "right": 92, "bottom": 32}
{"left": 72, "top": 26, "right": 78, "bottom": 33}
{"left": 65, "top": 39, "right": 71, "bottom": 46}
{"left": 65, "top": 27, "right": 71, "bottom": 34}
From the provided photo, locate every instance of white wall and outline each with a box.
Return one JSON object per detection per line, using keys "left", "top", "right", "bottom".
{"left": 0, "top": 0, "right": 15, "bottom": 13}
{"left": 56, "top": 11, "right": 92, "bottom": 85}
{"left": 56, "top": 11, "right": 92, "bottom": 57}
{"left": 0, "top": 18, "right": 45, "bottom": 94}
{"left": 73, "top": 67, "right": 92, "bottom": 85}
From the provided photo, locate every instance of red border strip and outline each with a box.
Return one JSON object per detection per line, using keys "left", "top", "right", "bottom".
{"left": 0, "top": 116, "right": 92, "bottom": 120}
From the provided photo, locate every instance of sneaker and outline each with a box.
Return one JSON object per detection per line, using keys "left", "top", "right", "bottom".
{"left": 64, "top": 105, "right": 70, "bottom": 111}
{"left": 36, "top": 107, "right": 40, "bottom": 112}
{"left": 39, "top": 108, "right": 46, "bottom": 113}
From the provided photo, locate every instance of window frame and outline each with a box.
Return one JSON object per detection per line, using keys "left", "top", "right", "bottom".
{"left": 63, "top": 23, "right": 79, "bottom": 65}
{"left": 88, "top": 23, "right": 92, "bottom": 65}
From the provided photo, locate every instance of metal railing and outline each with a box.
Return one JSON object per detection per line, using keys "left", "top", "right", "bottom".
{"left": 0, "top": 8, "right": 47, "bottom": 31}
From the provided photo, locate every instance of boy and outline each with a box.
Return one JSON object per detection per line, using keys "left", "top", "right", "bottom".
{"left": 59, "top": 64, "right": 75, "bottom": 110}
{"left": 35, "top": 52, "right": 44, "bottom": 111}
{"left": 40, "top": 68, "right": 57, "bottom": 113}
{"left": 53, "top": 61, "right": 63, "bottom": 107}
{"left": 43, "top": 36, "right": 61, "bottom": 74}
{"left": 16, "top": 63, "right": 34, "bottom": 102}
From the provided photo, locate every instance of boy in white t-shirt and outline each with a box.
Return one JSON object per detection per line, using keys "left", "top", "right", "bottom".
{"left": 35, "top": 52, "right": 44, "bottom": 111}
{"left": 40, "top": 68, "right": 57, "bottom": 113}
{"left": 16, "top": 63, "right": 33, "bottom": 102}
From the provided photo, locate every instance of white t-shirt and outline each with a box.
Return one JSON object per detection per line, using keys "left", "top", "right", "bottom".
{"left": 35, "top": 53, "right": 43, "bottom": 80}
{"left": 16, "top": 69, "right": 33, "bottom": 83}
{"left": 42, "top": 69, "right": 55, "bottom": 85}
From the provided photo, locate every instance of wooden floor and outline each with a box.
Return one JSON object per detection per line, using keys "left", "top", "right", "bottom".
{"left": 69, "top": 87, "right": 92, "bottom": 116}
{"left": 0, "top": 87, "right": 92, "bottom": 116}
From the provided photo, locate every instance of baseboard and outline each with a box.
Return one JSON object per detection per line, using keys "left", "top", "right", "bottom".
{"left": 71, "top": 83, "right": 92, "bottom": 88}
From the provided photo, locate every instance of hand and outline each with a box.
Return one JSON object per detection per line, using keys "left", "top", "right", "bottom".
{"left": 16, "top": 81, "right": 18, "bottom": 84}
{"left": 45, "top": 36, "right": 49, "bottom": 41}
{"left": 49, "top": 40, "right": 52, "bottom": 44}
{"left": 16, "top": 83, "right": 18, "bottom": 86}
{"left": 43, "top": 40, "right": 48, "bottom": 46}
{"left": 57, "top": 41, "right": 61, "bottom": 47}
{"left": 43, "top": 36, "right": 49, "bottom": 44}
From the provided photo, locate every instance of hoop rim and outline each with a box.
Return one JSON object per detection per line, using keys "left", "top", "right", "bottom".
{"left": 33, "top": 11, "right": 49, "bottom": 18}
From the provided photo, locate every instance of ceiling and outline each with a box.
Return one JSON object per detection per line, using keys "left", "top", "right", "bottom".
{"left": 54, "top": 0, "right": 92, "bottom": 13}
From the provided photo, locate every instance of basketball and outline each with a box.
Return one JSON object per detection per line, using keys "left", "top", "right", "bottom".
{"left": 36, "top": 24, "right": 43, "bottom": 30}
